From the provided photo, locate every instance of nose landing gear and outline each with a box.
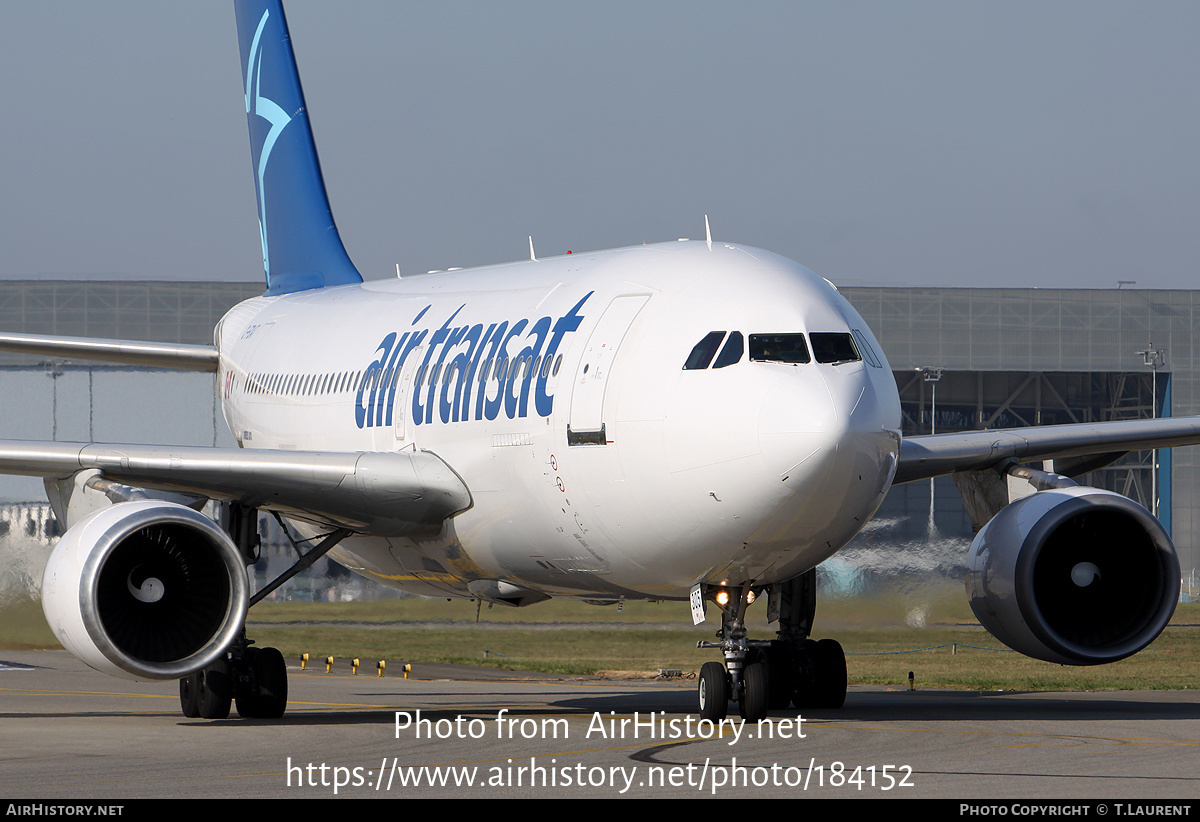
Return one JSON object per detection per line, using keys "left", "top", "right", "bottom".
{"left": 696, "top": 571, "right": 846, "bottom": 721}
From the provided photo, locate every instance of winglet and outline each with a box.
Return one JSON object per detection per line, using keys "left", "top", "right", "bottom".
{"left": 234, "top": 0, "right": 363, "bottom": 296}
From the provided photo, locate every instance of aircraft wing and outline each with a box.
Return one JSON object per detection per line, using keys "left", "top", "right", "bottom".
{"left": 894, "top": 416, "right": 1200, "bottom": 484}
{"left": 0, "top": 332, "right": 219, "bottom": 372}
{"left": 0, "top": 440, "right": 471, "bottom": 533}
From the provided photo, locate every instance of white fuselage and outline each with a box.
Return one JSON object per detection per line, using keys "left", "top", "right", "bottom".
{"left": 215, "top": 241, "right": 903, "bottom": 602}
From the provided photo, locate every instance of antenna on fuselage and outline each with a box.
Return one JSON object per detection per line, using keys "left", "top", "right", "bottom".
{"left": 704, "top": 215, "right": 712, "bottom": 249}
{"left": 395, "top": 263, "right": 402, "bottom": 279}
{"left": 529, "top": 236, "right": 537, "bottom": 262}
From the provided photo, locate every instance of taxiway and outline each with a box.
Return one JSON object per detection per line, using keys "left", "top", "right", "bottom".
{"left": 2, "top": 650, "right": 1198, "bottom": 799}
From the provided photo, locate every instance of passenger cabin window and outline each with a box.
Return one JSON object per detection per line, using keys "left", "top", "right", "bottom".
{"left": 683, "top": 331, "right": 726, "bottom": 370}
{"left": 749, "top": 334, "right": 810, "bottom": 364}
{"left": 712, "top": 331, "right": 743, "bottom": 368}
{"left": 810, "top": 332, "right": 861, "bottom": 364}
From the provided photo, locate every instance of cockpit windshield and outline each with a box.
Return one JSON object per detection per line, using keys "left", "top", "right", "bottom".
{"left": 684, "top": 330, "right": 863, "bottom": 369}
{"left": 748, "top": 334, "right": 811, "bottom": 364}
{"left": 810, "top": 332, "right": 861, "bottom": 364}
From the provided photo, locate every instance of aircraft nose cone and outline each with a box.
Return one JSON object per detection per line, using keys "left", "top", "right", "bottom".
{"left": 759, "top": 364, "right": 898, "bottom": 494}
{"left": 758, "top": 371, "right": 837, "bottom": 479}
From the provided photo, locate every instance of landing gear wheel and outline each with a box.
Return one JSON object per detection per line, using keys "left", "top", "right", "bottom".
{"left": 791, "top": 639, "right": 818, "bottom": 709}
{"left": 179, "top": 672, "right": 200, "bottom": 718}
{"left": 236, "top": 647, "right": 289, "bottom": 719}
{"left": 739, "top": 660, "right": 768, "bottom": 721}
{"left": 196, "top": 658, "right": 232, "bottom": 719}
{"left": 766, "top": 641, "right": 795, "bottom": 710}
{"left": 811, "top": 638, "right": 847, "bottom": 709}
{"left": 698, "top": 661, "right": 729, "bottom": 721}
{"left": 235, "top": 647, "right": 261, "bottom": 718}
{"left": 255, "top": 647, "right": 288, "bottom": 718}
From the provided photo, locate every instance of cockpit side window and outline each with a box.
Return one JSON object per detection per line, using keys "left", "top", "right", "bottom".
{"left": 810, "top": 332, "right": 862, "bottom": 364}
{"left": 851, "top": 329, "right": 882, "bottom": 368}
{"left": 749, "top": 334, "right": 811, "bottom": 364}
{"left": 683, "top": 331, "right": 726, "bottom": 370}
{"left": 712, "top": 331, "right": 744, "bottom": 368}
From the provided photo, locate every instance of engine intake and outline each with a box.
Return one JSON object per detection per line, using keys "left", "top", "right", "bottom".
{"left": 967, "top": 486, "right": 1178, "bottom": 666}
{"left": 41, "top": 501, "right": 248, "bottom": 680}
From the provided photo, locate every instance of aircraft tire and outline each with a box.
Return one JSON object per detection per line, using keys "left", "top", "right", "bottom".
{"left": 790, "top": 639, "right": 818, "bottom": 709}
{"left": 179, "top": 672, "right": 201, "bottom": 717}
{"left": 236, "top": 647, "right": 288, "bottom": 719}
{"left": 698, "top": 661, "right": 729, "bottom": 721}
{"left": 812, "top": 638, "right": 847, "bottom": 709}
{"left": 254, "top": 647, "right": 288, "bottom": 719}
{"left": 766, "top": 641, "right": 796, "bottom": 710}
{"left": 739, "top": 660, "right": 768, "bottom": 721}
{"left": 235, "top": 647, "right": 261, "bottom": 718}
{"left": 196, "top": 658, "right": 232, "bottom": 719}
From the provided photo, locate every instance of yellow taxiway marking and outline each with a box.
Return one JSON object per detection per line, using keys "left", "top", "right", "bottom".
{"left": 0, "top": 685, "right": 174, "bottom": 700}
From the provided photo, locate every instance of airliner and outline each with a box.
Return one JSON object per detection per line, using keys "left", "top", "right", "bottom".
{"left": 2, "top": 0, "right": 1198, "bottom": 722}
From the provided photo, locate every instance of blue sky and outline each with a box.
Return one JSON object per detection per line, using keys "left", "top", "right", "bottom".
{"left": 0, "top": 1, "right": 1196, "bottom": 289}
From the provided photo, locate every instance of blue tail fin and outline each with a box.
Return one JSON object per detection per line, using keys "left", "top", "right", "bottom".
{"left": 234, "top": 0, "right": 363, "bottom": 296}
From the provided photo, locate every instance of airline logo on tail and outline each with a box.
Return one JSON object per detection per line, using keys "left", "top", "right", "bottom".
{"left": 243, "top": 8, "right": 291, "bottom": 285}
{"left": 234, "top": 0, "right": 363, "bottom": 296}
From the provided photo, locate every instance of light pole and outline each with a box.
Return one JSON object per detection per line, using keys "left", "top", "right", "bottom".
{"left": 44, "top": 362, "right": 63, "bottom": 440}
{"left": 1136, "top": 343, "right": 1165, "bottom": 517}
{"left": 916, "top": 367, "right": 945, "bottom": 530}
{"left": 916, "top": 366, "right": 945, "bottom": 435}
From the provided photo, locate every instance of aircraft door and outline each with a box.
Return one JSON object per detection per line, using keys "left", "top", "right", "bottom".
{"left": 391, "top": 347, "right": 423, "bottom": 449}
{"left": 567, "top": 294, "right": 649, "bottom": 445}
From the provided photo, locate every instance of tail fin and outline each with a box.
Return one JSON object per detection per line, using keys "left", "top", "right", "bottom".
{"left": 234, "top": 0, "right": 363, "bottom": 296}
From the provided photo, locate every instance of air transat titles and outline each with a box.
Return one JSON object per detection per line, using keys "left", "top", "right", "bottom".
{"left": 355, "top": 292, "right": 593, "bottom": 429}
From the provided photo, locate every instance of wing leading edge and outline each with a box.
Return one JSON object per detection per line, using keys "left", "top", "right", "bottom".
{"left": 0, "top": 439, "right": 471, "bottom": 533}
{"left": 894, "top": 416, "right": 1200, "bottom": 485}
{"left": 0, "top": 332, "right": 219, "bottom": 372}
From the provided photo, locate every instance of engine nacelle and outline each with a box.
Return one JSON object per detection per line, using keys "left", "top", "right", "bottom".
{"left": 967, "top": 486, "right": 1178, "bottom": 666}
{"left": 41, "top": 500, "right": 248, "bottom": 680}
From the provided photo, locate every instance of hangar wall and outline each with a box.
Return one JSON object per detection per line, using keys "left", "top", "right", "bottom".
{"left": 843, "top": 286, "right": 1199, "bottom": 591}
{"left": 0, "top": 281, "right": 260, "bottom": 499}
{"left": 1, "top": 281, "right": 1196, "bottom": 595}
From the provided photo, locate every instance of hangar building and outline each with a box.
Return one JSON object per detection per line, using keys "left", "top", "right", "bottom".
{"left": 0, "top": 281, "right": 1196, "bottom": 596}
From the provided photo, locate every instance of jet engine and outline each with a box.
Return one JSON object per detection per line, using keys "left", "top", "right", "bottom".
{"left": 40, "top": 500, "right": 248, "bottom": 680}
{"left": 966, "top": 486, "right": 1178, "bottom": 666}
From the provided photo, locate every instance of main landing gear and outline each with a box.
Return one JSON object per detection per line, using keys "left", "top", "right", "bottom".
{"left": 178, "top": 505, "right": 350, "bottom": 720}
{"left": 179, "top": 641, "right": 289, "bottom": 719}
{"left": 696, "top": 570, "right": 846, "bottom": 722}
